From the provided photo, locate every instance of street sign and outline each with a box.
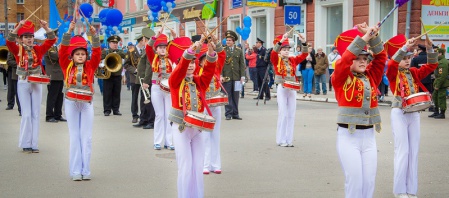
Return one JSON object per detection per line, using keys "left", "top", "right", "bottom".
{"left": 284, "top": 5, "right": 301, "bottom": 25}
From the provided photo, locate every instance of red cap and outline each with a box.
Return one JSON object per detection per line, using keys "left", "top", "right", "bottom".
{"left": 193, "top": 43, "right": 209, "bottom": 75}
{"left": 384, "top": 34, "right": 407, "bottom": 58}
{"left": 273, "top": 35, "right": 290, "bottom": 48}
{"left": 68, "top": 36, "right": 88, "bottom": 55}
{"left": 334, "top": 29, "right": 364, "bottom": 55}
{"left": 167, "top": 37, "right": 192, "bottom": 64}
{"left": 154, "top": 34, "right": 168, "bottom": 49}
{"left": 17, "top": 20, "right": 35, "bottom": 37}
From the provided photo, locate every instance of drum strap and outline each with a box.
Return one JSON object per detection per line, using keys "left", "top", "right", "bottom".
{"left": 397, "top": 72, "right": 430, "bottom": 107}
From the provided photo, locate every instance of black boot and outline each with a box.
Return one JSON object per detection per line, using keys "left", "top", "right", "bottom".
{"left": 435, "top": 110, "right": 446, "bottom": 119}
{"left": 428, "top": 108, "right": 440, "bottom": 117}
{"left": 429, "top": 105, "right": 435, "bottom": 112}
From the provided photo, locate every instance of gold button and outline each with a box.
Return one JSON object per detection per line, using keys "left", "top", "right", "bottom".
{"left": 194, "top": 105, "right": 197, "bottom": 107}
{"left": 366, "top": 97, "right": 370, "bottom": 100}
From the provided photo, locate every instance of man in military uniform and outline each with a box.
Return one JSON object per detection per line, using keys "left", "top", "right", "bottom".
{"left": 429, "top": 48, "right": 449, "bottom": 119}
{"left": 133, "top": 27, "right": 156, "bottom": 129}
{"left": 44, "top": 28, "right": 66, "bottom": 122}
{"left": 6, "top": 51, "right": 21, "bottom": 115}
{"left": 222, "top": 30, "right": 245, "bottom": 120}
{"left": 101, "top": 35, "right": 126, "bottom": 116}
{"left": 124, "top": 39, "right": 142, "bottom": 123}
{"left": 254, "top": 37, "right": 270, "bottom": 100}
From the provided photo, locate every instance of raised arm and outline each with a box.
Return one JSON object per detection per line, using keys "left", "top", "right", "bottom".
{"left": 197, "top": 42, "right": 218, "bottom": 90}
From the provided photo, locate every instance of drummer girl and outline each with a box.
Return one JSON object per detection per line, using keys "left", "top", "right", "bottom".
{"left": 168, "top": 38, "right": 217, "bottom": 197}
{"left": 143, "top": 27, "right": 176, "bottom": 150}
{"left": 58, "top": 21, "right": 101, "bottom": 181}
{"left": 6, "top": 20, "right": 56, "bottom": 153}
{"left": 270, "top": 33, "right": 308, "bottom": 147}
{"left": 332, "top": 23, "right": 386, "bottom": 198}
{"left": 385, "top": 36, "right": 437, "bottom": 198}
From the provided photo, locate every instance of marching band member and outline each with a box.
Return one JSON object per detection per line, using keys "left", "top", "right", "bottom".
{"left": 59, "top": 22, "right": 101, "bottom": 181}
{"left": 124, "top": 37, "right": 142, "bottom": 124}
{"left": 270, "top": 33, "right": 308, "bottom": 147}
{"left": 168, "top": 38, "right": 217, "bottom": 198}
{"left": 332, "top": 24, "right": 386, "bottom": 198}
{"left": 385, "top": 35, "right": 437, "bottom": 198}
{"left": 193, "top": 35, "right": 226, "bottom": 174}
{"left": 101, "top": 35, "right": 126, "bottom": 116}
{"left": 6, "top": 20, "right": 56, "bottom": 153}
{"left": 143, "top": 28, "right": 175, "bottom": 150}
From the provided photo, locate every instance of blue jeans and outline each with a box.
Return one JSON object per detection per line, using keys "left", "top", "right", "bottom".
{"left": 97, "top": 78, "right": 104, "bottom": 94}
{"left": 301, "top": 68, "right": 314, "bottom": 94}
{"left": 249, "top": 67, "right": 258, "bottom": 91}
{"left": 314, "top": 74, "right": 327, "bottom": 94}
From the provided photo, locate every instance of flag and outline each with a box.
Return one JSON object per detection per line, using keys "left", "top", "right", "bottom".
{"left": 49, "top": 0, "right": 64, "bottom": 44}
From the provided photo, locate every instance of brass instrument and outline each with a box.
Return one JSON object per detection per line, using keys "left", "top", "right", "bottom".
{"left": 94, "top": 66, "right": 111, "bottom": 79}
{"left": 129, "top": 48, "right": 140, "bottom": 67}
{"left": 139, "top": 77, "right": 151, "bottom": 104}
{"left": 0, "top": 46, "right": 9, "bottom": 65}
{"left": 104, "top": 52, "right": 123, "bottom": 73}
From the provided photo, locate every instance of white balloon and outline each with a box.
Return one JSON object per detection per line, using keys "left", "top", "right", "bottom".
{"left": 115, "top": 30, "right": 120, "bottom": 35}
{"left": 166, "top": 2, "right": 172, "bottom": 8}
{"left": 112, "top": 26, "right": 118, "bottom": 31}
{"left": 149, "top": 16, "right": 154, "bottom": 21}
{"left": 147, "top": 10, "right": 152, "bottom": 17}
{"left": 168, "top": 8, "right": 173, "bottom": 13}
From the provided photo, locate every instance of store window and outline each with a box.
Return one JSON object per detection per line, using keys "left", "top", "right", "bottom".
{"left": 326, "top": 5, "right": 343, "bottom": 54}
{"left": 17, "top": 0, "right": 24, "bottom": 4}
{"left": 17, "top": 13, "right": 24, "bottom": 22}
{"left": 185, "top": 21, "right": 197, "bottom": 38}
{"left": 255, "top": 16, "right": 267, "bottom": 46}
{"left": 379, "top": 0, "right": 394, "bottom": 42}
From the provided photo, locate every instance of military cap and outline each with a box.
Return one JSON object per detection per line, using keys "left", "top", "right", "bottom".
{"left": 225, "top": 30, "right": 238, "bottom": 41}
{"left": 256, "top": 37, "right": 264, "bottom": 44}
{"left": 191, "top": 35, "right": 208, "bottom": 44}
{"left": 107, "top": 35, "right": 121, "bottom": 43}
{"left": 135, "top": 35, "right": 143, "bottom": 41}
{"left": 142, "top": 27, "right": 155, "bottom": 39}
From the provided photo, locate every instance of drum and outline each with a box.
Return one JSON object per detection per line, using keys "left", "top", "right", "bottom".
{"left": 402, "top": 92, "right": 433, "bottom": 113}
{"left": 27, "top": 74, "right": 50, "bottom": 85}
{"left": 282, "top": 81, "right": 300, "bottom": 91}
{"left": 184, "top": 111, "right": 216, "bottom": 131}
{"left": 66, "top": 88, "right": 94, "bottom": 103}
{"left": 159, "top": 79, "right": 170, "bottom": 93}
{"left": 206, "top": 94, "right": 229, "bottom": 107}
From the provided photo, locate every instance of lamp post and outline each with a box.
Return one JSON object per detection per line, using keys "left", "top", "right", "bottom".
{"left": 3, "top": 0, "right": 8, "bottom": 37}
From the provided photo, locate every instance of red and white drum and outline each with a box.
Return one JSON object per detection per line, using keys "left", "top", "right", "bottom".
{"left": 66, "top": 88, "right": 93, "bottom": 103}
{"left": 282, "top": 81, "right": 300, "bottom": 91}
{"left": 206, "top": 94, "right": 229, "bottom": 107}
{"left": 27, "top": 74, "right": 50, "bottom": 85}
{"left": 184, "top": 111, "right": 216, "bottom": 131}
{"left": 159, "top": 79, "right": 170, "bottom": 93}
{"left": 402, "top": 92, "right": 433, "bottom": 113}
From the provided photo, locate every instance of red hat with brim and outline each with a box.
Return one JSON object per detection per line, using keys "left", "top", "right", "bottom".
{"left": 384, "top": 34, "right": 407, "bottom": 58}
{"left": 17, "top": 20, "right": 35, "bottom": 37}
{"left": 68, "top": 36, "right": 88, "bottom": 56}
{"left": 167, "top": 37, "right": 192, "bottom": 64}
{"left": 334, "top": 29, "right": 364, "bottom": 55}
{"left": 154, "top": 34, "right": 168, "bottom": 49}
{"left": 273, "top": 35, "right": 290, "bottom": 49}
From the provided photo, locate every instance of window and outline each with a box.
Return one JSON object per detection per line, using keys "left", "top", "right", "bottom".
{"left": 255, "top": 16, "right": 267, "bottom": 47}
{"left": 185, "top": 21, "right": 197, "bottom": 38}
{"left": 17, "top": 13, "right": 24, "bottom": 22}
{"left": 17, "top": 0, "right": 24, "bottom": 4}
{"left": 326, "top": 5, "right": 343, "bottom": 54}
{"left": 379, "top": 0, "right": 394, "bottom": 42}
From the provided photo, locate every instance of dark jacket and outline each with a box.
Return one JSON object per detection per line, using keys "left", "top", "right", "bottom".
{"left": 300, "top": 51, "right": 316, "bottom": 71}
{"left": 256, "top": 46, "right": 269, "bottom": 68}
{"left": 6, "top": 52, "right": 18, "bottom": 80}
{"left": 411, "top": 51, "right": 432, "bottom": 84}
{"left": 138, "top": 48, "right": 152, "bottom": 85}
{"left": 124, "top": 47, "right": 142, "bottom": 84}
{"left": 434, "top": 55, "right": 449, "bottom": 88}
{"left": 43, "top": 46, "right": 64, "bottom": 81}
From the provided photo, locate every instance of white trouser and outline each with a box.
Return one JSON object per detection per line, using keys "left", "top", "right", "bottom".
{"left": 337, "top": 126, "right": 377, "bottom": 198}
{"left": 65, "top": 99, "right": 94, "bottom": 177}
{"left": 17, "top": 79, "right": 42, "bottom": 149}
{"left": 391, "top": 108, "right": 420, "bottom": 195}
{"left": 151, "top": 85, "right": 173, "bottom": 146}
{"left": 203, "top": 106, "right": 222, "bottom": 171}
{"left": 276, "top": 85, "right": 297, "bottom": 145}
{"left": 172, "top": 123, "right": 205, "bottom": 198}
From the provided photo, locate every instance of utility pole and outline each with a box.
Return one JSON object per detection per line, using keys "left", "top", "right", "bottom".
{"left": 4, "top": 0, "right": 8, "bottom": 37}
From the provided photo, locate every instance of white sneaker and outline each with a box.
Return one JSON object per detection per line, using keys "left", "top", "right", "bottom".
{"left": 82, "top": 175, "right": 91, "bottom": 180}
{"left": 395, "top": 194, "right": 409, "bottom": 198}
{"left": 3, "top": 85, "right": 6, "bottom": 90}
{"left": 72, "top": 175, "right": 82, "bottom": 181}
{"left": 279, "top": 143, "right": 288, "bottom": 147}
{"left": 408, "top": 194, "right": 418, "bottom": 198}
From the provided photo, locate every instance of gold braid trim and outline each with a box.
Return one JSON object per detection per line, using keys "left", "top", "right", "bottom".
{"left": 343, "top": 76, "right": 357, "bottom": 102}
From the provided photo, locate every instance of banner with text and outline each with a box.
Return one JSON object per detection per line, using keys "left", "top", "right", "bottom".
{"left": 421, "top": 0, "right": 449, "bottom": 40}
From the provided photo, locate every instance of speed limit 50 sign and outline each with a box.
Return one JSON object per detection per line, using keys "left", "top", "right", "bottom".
{"left": 284, "top": 5, "right": 301, "bottom": 25}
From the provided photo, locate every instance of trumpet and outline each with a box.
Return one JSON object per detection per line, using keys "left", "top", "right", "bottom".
{"left": 139, "top": 77, "right": 151, "bottom": 104}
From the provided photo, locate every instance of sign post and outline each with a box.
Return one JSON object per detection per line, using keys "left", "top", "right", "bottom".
{"left": 284, "top": 5, "right": 301, "bottom": 25}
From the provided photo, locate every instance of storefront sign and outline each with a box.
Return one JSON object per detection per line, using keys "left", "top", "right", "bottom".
{"left": 0, "top": 23, "right": 16, "bottom": 30}
{"left": 247, "top": 0, "right": 278, "bottom": 8}
{"left": 183, "top": 7, "right": 202, "bottom": 20}
{"left": 232, "top": 0, "right": 243, "bottom": 8}
{"left": 284, "top": 5, "right": 301, "bottom": 25}
{"left": 421, "top": 0, "right": 449, "bottom": 40}
{"left": 285, "top": 0, "right": 303, "bottom": 3}
{"left": 120, "top": 18, "right": 136, "bottom": 27}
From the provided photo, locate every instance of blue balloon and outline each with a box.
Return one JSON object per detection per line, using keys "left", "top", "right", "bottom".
{"left": 243, "top": 16, "right": 252, "bottom": 28}
{"left": 147, "top": 0, "right": 162, "bottom": 12}
{"left": 171, "top": 2, "right": 176, "bottom": 8}
{"left": 222, "top": 38, "right": 226, "bottom": 46}
{"left": 236, "top": 26, "right": 242, "bottom": 35}
{"left": 79, "top": 3, "right": 94, "bottom": 18}
{"left": 99, "top": 8, "right": 111, "bottom": 25}
{"left": 161, "top": 1, "right": 166, "bottom": 7}
{"left": 89, "top": 18, "right": 93, "bottom": 23}
{"left": 162, "top": 6, "right": 168, "bottom": 12}
{"left": 106, "top": 9, "right": 123, "bottom": 27}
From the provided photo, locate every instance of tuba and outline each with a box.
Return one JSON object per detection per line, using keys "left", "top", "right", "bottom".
{"left": 0, "top": 46, "right": 9, "bottom": 65}
{"left": 104, "top": 52, "right": 123, "bottom": 73}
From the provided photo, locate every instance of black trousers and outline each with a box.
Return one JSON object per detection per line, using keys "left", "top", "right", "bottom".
{"left": 256, "top": 67, "right": 270, "bottom": 99}
{"left": 131, "top": 83, "right": 140, "bottom": 118}
{"left": 1, "top": 68, "right": 6, "bottom": 85}
{"left": 223, "top": 81, "right": 240, "bottom": 117}
{"left": 139, "top": 84, "right": 155, "bottom": 125}
{"left": 7, "top": 71, "right": 20, "bottom": 112}
{"left": 46, "top": 80, "right": 64, "bottom": 120}
{"left": 103, "top": 75, "right": 122, "bottom": 113}
{"left": 421, "top": 82, "right": 433, "bottom": 94}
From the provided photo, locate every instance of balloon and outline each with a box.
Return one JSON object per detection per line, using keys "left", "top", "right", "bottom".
{"left": 166, "top": 2, "right": 172, "bottom": 8}
{"left": 147, "top": 10, "right": 152, "bottom": 17}
{"left": 152, "top": 12, "right": 159, "bottom": 20}
{"left": 168, "top": 7, "right": 173, "bottom": 13}
{"left": 161, "top": 1, "right": 166, "bottom": 7}
{"left": 162, "top": 6, "right": 168, "bottom": 12}
{"left": 243, "top": 16, "right": 252, "bottom": 27}
{"left": 149, "top": 16, "right": 155, "bottom": 21}
{"left": 112, "top": 26, "right": 118, "bottom": 31}
{"left": 88, "top": 18, "right": 93, "bottom": 23}
{"left": 115, "top": 30, "right": 120, "bottom": 35}
{"left": 79, "top": 3, "right": 94, "bottom": 18}
{"left": 236, "top": 26, "right": 242, "bottom": 35}
{"left": 106, "top": 9, "right": 123, "bottom": 27}
{"left": 147, "top": 0, "right": 162, "bottom": 12}
{"left": 99, "top": 8, "right": 111, "bottom": 25}
{"left": 222, "top": 38, "right": 226, "bottom": 46}
{"left": 171, "top": 2, "right": 176, "bottom": 8}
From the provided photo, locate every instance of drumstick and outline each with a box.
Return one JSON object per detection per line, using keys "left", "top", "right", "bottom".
{"left": 24, "top": 5, "right": 42, "bottom": 21}
{"left": 24, "top": 6, "right": 42, "bottom": 21}
{"left": 159, "top": 10, "right": 173, "bottom": 30}
{"left": 414, "top": 22, "right": 444, "bottom": 39}
{"left": 78, "top": 8, "right": 93, "bottom": 29}
{"left": 204, "top": 16, "right": 229, "bottom": 39}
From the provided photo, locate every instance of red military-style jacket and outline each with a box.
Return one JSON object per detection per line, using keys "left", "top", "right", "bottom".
{"left": 386, "top": 48, "right": 438, "bottom": 108}
{"left": 146, "top": 36, "right": 173, "bottom": 77}
{"left": 332, "top": 36, "right": 387, "bottom": 132}
{"left": 271, "top": 43, "right": 308, "bottom": 84}
{"left": 197, "top": 43, "right": 226, "bottom": 97}
{"left": 59, "top": 33, "right": 101, "bottom": 92}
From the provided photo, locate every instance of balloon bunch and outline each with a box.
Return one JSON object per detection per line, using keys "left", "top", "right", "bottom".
{"left": 98, "top": 8, "right": 124, "bottom": 38}
{"left": 0, "top": 34, "right": 6, "bottom": 46}
{"left": 236, "top": 16, "right": 252, "bottom": 40}
{"left": 146, "top": 0, "right": 177, "bottom": 22}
